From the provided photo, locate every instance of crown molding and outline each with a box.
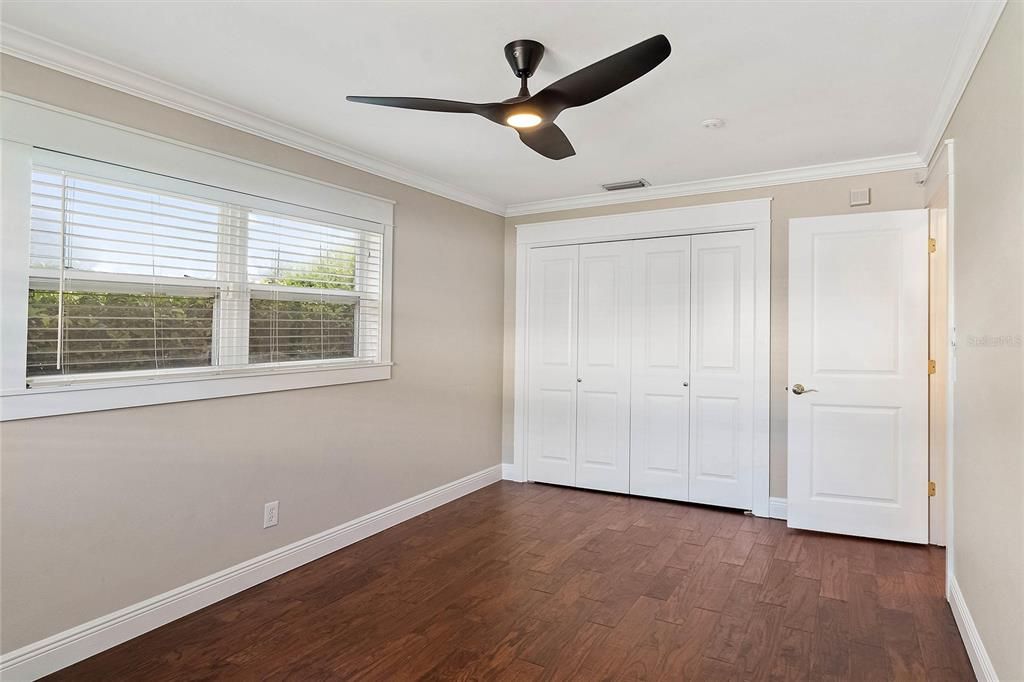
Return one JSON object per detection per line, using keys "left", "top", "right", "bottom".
{"left": 0, "top": 24, "right": 508, "bottom": 216}
{"left": 4, "top": 13, "right": 996, "bottom": 220}
{"left": 504, "top": 152, "right": 925, "bottom": 217}
{"left": 917, "top": 0, "right": 1006, "bottom": 164}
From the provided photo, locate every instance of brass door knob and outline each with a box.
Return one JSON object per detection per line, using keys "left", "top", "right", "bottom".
{"left": 791, "top": 383, "right": 818, "bottom": 395}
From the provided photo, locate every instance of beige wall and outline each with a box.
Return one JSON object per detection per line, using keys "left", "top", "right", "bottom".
{"left": 939, "top": 3, "right": 1024, "bottom": 679}
{"left": 502, "top": 171, "right": 924, "bottom": 497}
{"left": 0, "top": 56, "right": 506, "bottom": 653}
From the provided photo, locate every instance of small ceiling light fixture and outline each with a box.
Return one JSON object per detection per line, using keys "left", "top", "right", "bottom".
{"left": 702, "top": 118, "right": 725, "bottom": 129}
{"left": 506, "top": 112, "right": 543, "bottom": 128}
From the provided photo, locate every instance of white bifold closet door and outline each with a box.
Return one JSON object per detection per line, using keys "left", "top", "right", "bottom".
{"left": 526, "top": 231, "right": 754, "bottom": 510}
{"left": 526, "top": 241, "right": 631, "bottom": 493}
{"left": 629, "top": 236, "right": 692, "bottom": 501}
{"left": 525, "top": 244, "right": 579, "bottom": 486}
{"left": 575, "top": 241, "right": 632, "bottom": 493}
{"left": 687, "top": 231, "right": 755, "bottom": 509}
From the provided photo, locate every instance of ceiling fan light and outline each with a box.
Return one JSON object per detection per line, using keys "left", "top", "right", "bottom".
{"left": 506, "top": 112, "right": 543, "bottom": 128}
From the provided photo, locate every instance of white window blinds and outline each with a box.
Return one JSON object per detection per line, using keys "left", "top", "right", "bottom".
{"left": 27, "top": 162, "right": 386, "bottom": 385}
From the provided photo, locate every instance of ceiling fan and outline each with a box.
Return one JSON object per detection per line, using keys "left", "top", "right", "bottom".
{"left": 347, "top": 35, "right": 671, "bottom": 160}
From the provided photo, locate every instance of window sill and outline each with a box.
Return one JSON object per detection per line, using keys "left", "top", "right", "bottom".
{"left": 0, "top": 362, "right": 392, "bottom": 421}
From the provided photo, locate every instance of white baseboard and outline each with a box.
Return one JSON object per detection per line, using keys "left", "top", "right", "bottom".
{"left": 501, "top": 462, "right": 524, "bottom": 482}
{"left": 0, "top": 464, "right": 502, "bottom": 681}
{"left": 948, "top": 572, "right": 998, "bottom": 681}
{"left": 768, "top": 496, "right": 787, "bottom": 520}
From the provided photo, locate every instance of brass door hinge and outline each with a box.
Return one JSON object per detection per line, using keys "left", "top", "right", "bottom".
{"left": 928, "top": 359, "right": 937, "bottom": 374}
{"left": 929, "top": 481, "right": 937, "bottom": 497}
{"left": 929, "top": 238, "right": 937, "bottom": 253}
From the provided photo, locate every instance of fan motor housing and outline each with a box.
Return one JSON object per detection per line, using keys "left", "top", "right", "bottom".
{"left": 504, "top": 40, "right": 545, "bottom": 79}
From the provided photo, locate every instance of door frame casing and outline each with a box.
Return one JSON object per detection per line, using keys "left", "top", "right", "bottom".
{"left": 921, "top": 139, "right": 956, "bottom": 592}
{"left": 511, "top": 198, "right": 772, "bottom": 517}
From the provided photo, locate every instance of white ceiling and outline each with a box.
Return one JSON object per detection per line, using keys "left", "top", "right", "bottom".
{"left": 0, "top": 1, "right": 992, "bottom": 213}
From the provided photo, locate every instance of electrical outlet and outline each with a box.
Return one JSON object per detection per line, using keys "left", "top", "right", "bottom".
{"left": 263, "top": 500, "right": 279, "bottom": 528}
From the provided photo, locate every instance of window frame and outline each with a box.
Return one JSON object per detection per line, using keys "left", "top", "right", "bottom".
{"left": 0, "top": 96, "right": 394, "bottom": 421}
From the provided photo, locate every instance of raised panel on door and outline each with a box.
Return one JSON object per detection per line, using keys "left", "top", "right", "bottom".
{"left": 688, "top": 231, "right": 755, "bottom": 509}
{"left": 526, "top": 244, "right": 578, "bottom": 486}
{"left": 629, "top": 236, "right": 691, "bottom": 501}
{"left": 788, "top": 211, "right": 928, "bottom": 543}
{"left": 576, "top": 240, "right": 631, "bottom": 494}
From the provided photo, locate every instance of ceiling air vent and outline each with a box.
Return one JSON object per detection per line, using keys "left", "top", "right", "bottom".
{"left": 601, "top": 178, "right": 650, "bottom": 192}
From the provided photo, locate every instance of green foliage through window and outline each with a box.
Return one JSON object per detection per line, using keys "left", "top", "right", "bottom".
{"left": 258, "top": 249, "right": 357, "bottom": 291}
{"left": 248, "top": 297, "right": 356, "bottom": 364}
{"left": 27, "top": 289, "right": 215, "bottom": 377}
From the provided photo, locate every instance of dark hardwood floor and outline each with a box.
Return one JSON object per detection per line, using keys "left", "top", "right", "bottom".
{"left": 46, "top": 481, "right": 973, "bottom": 681}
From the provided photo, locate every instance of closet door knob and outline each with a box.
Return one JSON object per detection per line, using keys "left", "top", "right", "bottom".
{"left": 577, "top": 378, "right": 582, "bottom": 383}
{"left": 682, "top": 381, "right": 689, "bottom": 387}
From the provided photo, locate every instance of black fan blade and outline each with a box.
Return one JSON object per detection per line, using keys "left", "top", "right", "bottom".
{"left": 346, "top": 96, "right": 507, "bottom": 123}
{"left": 532, "top": 35, "right": 671, "bottom": 117}
{"left": 518, "top": 123, "right": 576, "bottom": 160}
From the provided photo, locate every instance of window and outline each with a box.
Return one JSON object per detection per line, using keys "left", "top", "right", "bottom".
{"left": 0, "top": 102, "right": 393, "bottom": 420}
{"left": 25, "top": 165, "right": 385, "bottom": 386}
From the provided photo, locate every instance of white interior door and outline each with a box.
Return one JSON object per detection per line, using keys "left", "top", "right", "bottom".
{"left": 526, "top": 244, "right": 579, "bottom": 486}
{"left": 688, "top": 231, "right": 755, "bottom": 509}
{"left": 788, "top": 210, "right": 929, "bottom": 543}
{"left": 575, "top": 241, "right": 631, "bottom": 493}
{"left": 630, "top": 236, "right": 692, "bottom": 501}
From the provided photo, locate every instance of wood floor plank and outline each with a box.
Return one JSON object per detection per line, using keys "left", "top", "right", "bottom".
{"left": 635, "top": 535, "right": 683, "bottom": 576}
{"left": 655, "top": 607, "right": 721, "bottom": 680}
{"left": 820, "top": 552, "right": 849, "bottom": 601}
{"left": 845, "top": 537, "right": 878, "bottom": 575}
{"left": 810, "top": 597, "right": 851, "bottom": 681}
{"left": 41, "top": 482, "right": 974, "bottom": 682}
{"left": 577, "top": 595, "right": 662, "bottom": 678}
{"left": 794, "top": 533, "right": 823, "bottom": 579}
{"left": 665, "top": 538, "right": 703, "bottom": 570}
{"left": 734, "top": 601, "right": 787, "bottom": 680}
{"left": 704, "top": 581, "right": 760, "bottom": 664}
{"left": 588, "top": 578, "right": 655, "bottom": 627}
{"left": 771, "top": 626, "right": 813, "bottom": 681}
{"left": 879, "top": 606, "right": 928, "bottom": 681}
{"left": 737, "top": 542, "right": 775, "bottom": 585}
{"left": 644, "top": 565, "right": 689, "bottom": 601}
{"left": 754, "top": 517, "right": 785, "bottom": 547}
{"left": 783, "top": 576, "right": 821, "bottom": 633}
{"left": 849, "top": 641, "right": 889, "bottom": 682}
{"left": 494, "top": 658, "right": 545, "bottom": 681}
{"left": 904, "top": 570, "right": 975, "bottom": 680}
{"left": 757, "top": 558, "right": 797, "bottom": 606}
{"left": 713, "top": 512, "right": 746, "bottom": 539}
{"left": 721, "top": 530, "right": 758, "bottom": 566}
{"left": 876, "top": 572, "right": 912, "bottom": 611}
{"left": 847, "top": 572, "right": 883, "bottom": 648}
{"left": 656, "top": 537, "right": 730, "bottom": 624}
{"left": 696, "top": 655, "right": 740, "bottom": 681}
{"left": 536, "top": 621, "right": 609, "bottom": 681}
{"left": 774, "top": 530, "right": 805, "bottom": 562}
{"left": 695, "top": 562, "right": 741, "bottom": 613}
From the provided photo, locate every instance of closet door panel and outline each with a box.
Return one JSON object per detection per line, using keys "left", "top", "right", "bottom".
{"left": 689, "top": 231, "right": 755, "bottom": 509}
{"left": 576, "top": 241, "right": 631, "bottom": 493}
{"left": 526, "top": 245, "right": 579, "bottom": 486}
{"left": 629, "top": 236, "right": 691, "bottom": 501}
